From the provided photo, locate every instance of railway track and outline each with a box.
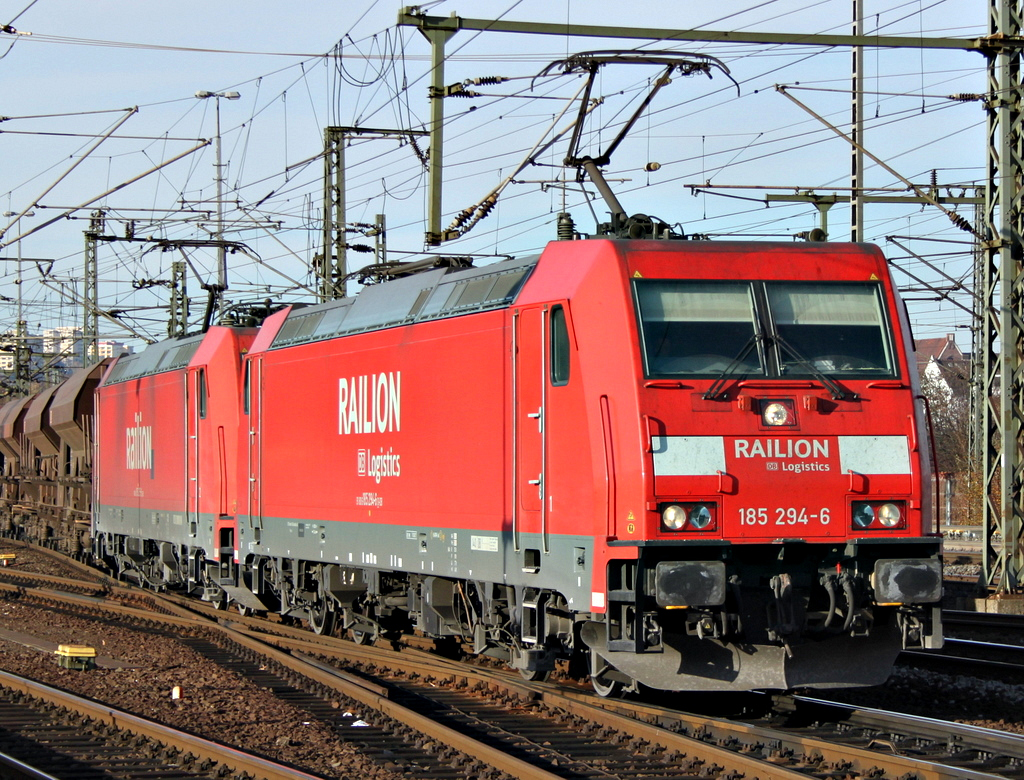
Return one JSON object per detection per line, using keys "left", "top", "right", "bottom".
{"left": 0, "top": 666, "right": 325, "bottom": 780}
{"left": 3, "top": 545, "right": 1024, "bottom": 779}
{"left": 764, "top": 695, "right": 1024, "bottom": 780}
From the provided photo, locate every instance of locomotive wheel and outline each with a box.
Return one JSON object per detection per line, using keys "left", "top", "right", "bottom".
{"left": 590, "top": 672, "right": 623, "bottom": 698}
{"left": 589, "top": 652, "right": 624, "bottom": 698}
{"left": 349, "top": 625, "right": 375, "bottom": 645}
{"left": 518, "top": 667, "right": 550, "bottom": 683}
{"left": 308, "top": 600, "right": 336, "bottom": 636}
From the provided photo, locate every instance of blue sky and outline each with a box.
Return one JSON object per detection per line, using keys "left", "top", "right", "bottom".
{"left": 0, "top": 0, "right": 988, "bottom": 350}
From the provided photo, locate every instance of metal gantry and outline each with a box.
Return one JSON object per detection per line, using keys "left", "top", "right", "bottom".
{"left": 396, "top": 7, "right": 990, "bottom": 244}
{"left": 319, "top": 126, "right": 428, "bottom": 300}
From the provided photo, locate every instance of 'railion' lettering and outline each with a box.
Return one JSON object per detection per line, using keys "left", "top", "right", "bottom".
{"left": 734, "top": 438, "right": 829, "bottom": 459}
{"left": 338, "top": 372, "right": 401, "bottom": 435}
{"left": 125, "top": 425, "right": 153, "bottom": 470}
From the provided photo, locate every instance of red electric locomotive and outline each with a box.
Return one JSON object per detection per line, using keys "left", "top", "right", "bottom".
{"left": 90, "top": 232, "right": 941, "bottom": 694}
{"left": 93, "top": 327, "right": 255, "bottom": 597}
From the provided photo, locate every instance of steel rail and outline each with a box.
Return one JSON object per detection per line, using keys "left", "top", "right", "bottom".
{"left": 229, "top": 626, "right": 816, "bottom": 779}
{"left": 186, "top": 617, "right": 567, "bottom": 780}
{"left": 216, "top": 621, "right": 1024, "bottom": 780}
{"left": 902, "top": 637, "right": 1024, "bottom": 678}
{"left": 0, "top": 751, "right": 61, "bottom": 780}
{"left": 944, "top": 609, "right": 1024, "bottom": 629}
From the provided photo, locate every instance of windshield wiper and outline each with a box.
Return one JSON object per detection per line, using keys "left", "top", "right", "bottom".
{"left": 703, "top": 333, "right": 763, "bottom": 400}
{"left": 773, "top": 333, "right": 854, "bottom": 401}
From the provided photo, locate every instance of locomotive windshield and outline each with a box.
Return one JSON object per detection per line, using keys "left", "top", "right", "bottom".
{"left": 635, "top": 280, "right": 896, "bottom": 379}
{"left": 766, "top": 282, "right": 894, "bottom": 377}
{"left": 635, "top": 282, "right": 764, "bottom": 376}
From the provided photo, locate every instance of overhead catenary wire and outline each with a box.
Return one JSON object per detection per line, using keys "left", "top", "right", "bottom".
{"left": 0, "top": 0, "right": 987, "bottom": 347}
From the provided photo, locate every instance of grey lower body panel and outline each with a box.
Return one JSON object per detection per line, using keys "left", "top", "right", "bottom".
{"left": 239, "top": 513, "right": 595, "bottom": 601}
{"left": 94, "top": 503, "right": 214, "bottom": 551}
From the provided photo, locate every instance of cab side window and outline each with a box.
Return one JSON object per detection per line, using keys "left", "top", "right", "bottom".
{"left": 197, "top": 368, "right": 207, "bottom": 419}
{"left": 243, "top": 362, "right": 250, "bottom": 415}
{"left": 550, "top": 305, "right": 570, "bottom": 386}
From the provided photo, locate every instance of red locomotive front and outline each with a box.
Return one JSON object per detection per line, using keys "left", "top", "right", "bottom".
{"left": 565, "top": 239, "right": 942, "bottom": 692}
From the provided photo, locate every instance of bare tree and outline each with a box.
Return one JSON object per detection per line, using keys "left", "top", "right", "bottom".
{"left": 920, "top": 365, "right": 980, "bottom": 526}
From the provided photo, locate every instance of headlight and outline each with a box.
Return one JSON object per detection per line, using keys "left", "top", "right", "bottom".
{"left": 878, "top": 503, "right": 902, "bottom": 527}
{"left": 662, "top": 505, "right": 686, "bottom": 531}
{"left": 851, "top": 501, "right": 906, "bottom": 530}
{"left": 689, "top": 505, "right": 713, "bottom": 529}
{"left": 660, "top": 502, "right": 717, "bottom": 532}
{"left": 761, "top": 399, "right": 796, "bottom": 427}
{"left": 852, "top": 503, "right": 874, "bottom": 528}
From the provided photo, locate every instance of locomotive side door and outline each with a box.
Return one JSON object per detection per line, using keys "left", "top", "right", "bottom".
{"left": 185, "top": 366, "right": 205, "bottom": 537}
{"left": 513, "top": 306, "right": 547, "bottom": 560}
{"left": 245, "top": 357, "right": 264, "bottom": 543}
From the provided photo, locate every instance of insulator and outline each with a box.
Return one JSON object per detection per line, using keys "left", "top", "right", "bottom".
{"left": 409, "top": 138, "right": 428, "bottom": 170}
{"left": 475, "top": 195, "right": 497, "bottom": 219}
{"left": 467, "top": 76, "right": 510, "bottom": 86}
{"left": 448, "top": 206, "right": 476, "bottom": 230}
{"left": 557, "top": 212, "right": 576, "bottom": 241}
{"left": 948, "top": 93, "right": 984, "bottom": 102}
{"left": 947, "top": 211, "right": 974, "bottom": 233}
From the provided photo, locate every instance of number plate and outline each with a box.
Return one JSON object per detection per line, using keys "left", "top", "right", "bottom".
{"left": 738, "top": 507, "right": 831, "bottom": 526}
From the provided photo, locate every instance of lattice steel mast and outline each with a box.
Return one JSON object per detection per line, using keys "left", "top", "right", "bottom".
{"left": 982, "top": 0, "right": 1024, "bottom": 592}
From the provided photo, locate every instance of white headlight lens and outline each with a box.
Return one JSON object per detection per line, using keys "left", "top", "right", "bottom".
{"left": 688, "top": 505, "right": 712, "bottom": 530}
{"left": 662, "top": 505, "right": 686, "bottom": 531}
{"left": 878, "top": 503, "right": 902, "bottom": 527}
{"left": 852, "top": 504, "right": 874, "bottom": 528}
{"left": 762, "top": 402, "right": 791, "bottom": 426}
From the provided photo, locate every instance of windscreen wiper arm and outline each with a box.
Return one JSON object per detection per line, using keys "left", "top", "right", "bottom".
{"left": 703, "top": 333, "right": 763, "bottom": 400}
{"left": 772, "top": 333, "right": 853, "bottom": 401}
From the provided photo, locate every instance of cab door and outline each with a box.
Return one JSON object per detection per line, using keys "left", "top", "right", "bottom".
{"left": 245, "top": 357, "right": 264, "bottom": 544}
{"left": 185, "top": 366, "right": 205, "bottom": 538}
{"left": 513, "top": 306, "right": 548, "bottom": 559}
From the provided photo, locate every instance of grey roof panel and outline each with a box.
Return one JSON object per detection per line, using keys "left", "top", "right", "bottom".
{"left": 269, "top": 255, "right": 538, "bottom": 350}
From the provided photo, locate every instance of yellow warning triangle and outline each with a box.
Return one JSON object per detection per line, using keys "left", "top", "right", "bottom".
{"left": 632, "top": 271, "right": 643, "bottom": 278}
{"left": 869, "top": 273, "right": 879, "bottom": 280}
{"left": 627, "top": 511, "right": 635, "bottom": 520}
